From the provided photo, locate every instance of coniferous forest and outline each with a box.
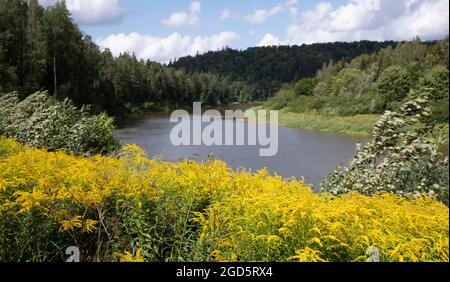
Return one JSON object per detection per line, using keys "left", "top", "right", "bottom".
{"left": 0, "top": 0, "right": 248, "bottom": 116}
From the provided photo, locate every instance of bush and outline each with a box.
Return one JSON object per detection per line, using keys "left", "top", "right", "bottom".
{"left": 419, "top": 66, "right": 449, "bottom": 100}
{"left": 313, "top": 81, "right": 329, "bottom": 96}
{"left": 411, "top": 67, "right": 448, "bottom": 124}
{"left": 294, "top": 78, "right": 316, "bottom": 96}
{"left": 264, "top": 89, "right": 294, "bottom": 110}
{"left": 330, "top": 68, "right": 363, "bottom": 96}
{"left": 322, "top": 90, "right": 449, "bottom": 204}
{"left": 0, "top": 91, "right": 120, "bottom": 155}
{"left": 377, "top": 66, "right": 412, "bottom": 102}
{"left": 287, "top": 93, "right": 385, "bottom": 116}
{"left": 0, "top": 139, "right": 448, "bottom": 262}
{"left": 425, "top": 99, "right": 450, "bottom": 124}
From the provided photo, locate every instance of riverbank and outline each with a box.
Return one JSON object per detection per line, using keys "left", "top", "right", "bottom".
{"left": 275, "top": 110, "right": 378, "bottom": 137}
{"left": 115, "top": 102, "right": 263, "bottom": 128}
{"left": 246, "top": 106, "right": 378, "bottom": 137}
{"left": 118, "top": 103, "right": 377, "bottom": 138}
{"left": 247, "top": 107, "right": 449, "bottom": 146}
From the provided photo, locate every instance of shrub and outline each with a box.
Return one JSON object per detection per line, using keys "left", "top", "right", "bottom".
{"left": 0, "top": 91, "right": 120, "bottom": 155}
{"left": 287, "top": 93, "right": 385, "bottom": 116}
{"left": 264, "top": 89, "right": 294, "bottom": 110}
{"left": 377, "top": 66, "right": 412, "bottom": 102}
{"left": 294, "top": 78, "right": 316, "bottom": 96}
{"left": 0, "top": 136, "right": 23, "bottom": 157}
{"left": 420, "top": 66, "right": 449, "bottom": 100}
{"left": 418, "top": 67, "right": 449, "bottom": 124}
{"left": 313, "top": 81, "right": 329, "bottom": 96}
{"left": 322, "top": 90, "right": 449, "bottom": 204}
{"left": 330, "top": 68, "right": 363, "bottom": 96}
{"left": 425, "top": 99, "right": 449, "bottom": 124}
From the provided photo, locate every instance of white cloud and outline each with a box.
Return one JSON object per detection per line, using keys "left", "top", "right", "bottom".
{"left": 244, "top": 4, "right": 284, "bottom": 24}
{"left": 160, "top": 1, "right": 202, "bottom": 27}
{"left": 39, "top": 0, "right": 127, "bottom": 26}
{"left": 190, "top": 1, "right": 201, "bottom": 14}
{"left": 286, "top": 0, "right": 449, "bottom": 45}
{"left": 96, "top": 32, "right": 240, "bottom": 63}
{"left": 244, "top": 0, "right": 298, "bottom": 24}
{"left": 258, "top": 33, "right": 281, "bottom": 47}
{"left": 220, "top": 9, "right": 234, "bottom": 22}
{"left": 391, "top": 0, "right": 449, "bottom": 40}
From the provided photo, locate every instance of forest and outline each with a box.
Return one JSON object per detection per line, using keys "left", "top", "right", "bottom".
{"left": 261, "top": 37, "right": 449, "bottom": 139}
{"left": 170, "top": 40, "right": 399, "bottom": 99}
{"left": 1, "top": 0, "right": 404, "bottom": 118}
{"left": 0, "top": 0, "right": 253, "bottom": 117}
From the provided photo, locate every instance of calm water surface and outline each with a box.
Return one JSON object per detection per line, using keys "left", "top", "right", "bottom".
{"left": 115, "top": 113, "right": 367, "bottom": 189}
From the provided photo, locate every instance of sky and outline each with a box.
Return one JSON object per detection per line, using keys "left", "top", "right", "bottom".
{"left": 40, "top": 0, "right": 449, "bottom": 63}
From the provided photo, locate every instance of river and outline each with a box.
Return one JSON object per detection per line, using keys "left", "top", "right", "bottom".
{"left": 114, "top": 110, "right": 367, "bottom": 190}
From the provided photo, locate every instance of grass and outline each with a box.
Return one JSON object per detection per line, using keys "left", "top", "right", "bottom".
{"left": 430, "top": 123, "right": 450, "bottom": 145}
{"left": 262, "top": 87, "right": 448, "bottom": 141}
{"left": 248, "top": 106, "right": 449, "bottom": 144}
{"left": 246, "top": 107, "right": 379, "bottom": 137}
{"left": 276, "top": 110, "right": 379, "bottom": 137}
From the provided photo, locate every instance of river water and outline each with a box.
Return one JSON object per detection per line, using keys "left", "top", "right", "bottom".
{"left": 114, "top": 111, "right": 367, "bottom": 189}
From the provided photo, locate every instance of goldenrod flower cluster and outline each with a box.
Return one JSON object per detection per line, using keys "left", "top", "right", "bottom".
{"left": 198, "top": 181, "right": 448, "bottom": 262}
{"left": 0, "top": 137, "right": 448, "bottom": 262}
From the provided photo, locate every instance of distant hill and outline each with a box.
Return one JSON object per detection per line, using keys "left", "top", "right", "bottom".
{"left": 169, "top": 41, "right": 398, "bottom": 99}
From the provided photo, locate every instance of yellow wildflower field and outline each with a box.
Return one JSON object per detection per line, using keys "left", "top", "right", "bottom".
{"left": 0, "top": 137, "right": 448, "bottom": 262}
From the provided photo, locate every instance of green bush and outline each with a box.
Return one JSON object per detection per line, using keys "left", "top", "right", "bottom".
{"left": 426, "top": 99, "right": 449, "bottom": 124}
{"left": 294, "top": 78, "right": 316, "bottom": 96}
{"left": 377, "top": 66, "right": 412, "bottom": 102}
{"left": 420, "top": 66, "right": 449, "bottom": 100}
{"left": 287, "top": 93, "right": 385, "bottom": 116}
{"left": 0, "top": 91, "right": 120, "bottom": 154}
{"left": 322, "top": 90, "right": 449, "bottom": 204}
{"left": 265, "top": 89, "right": 294, "bottom": 110}
{"left": 418, "top": 67, "right": 449, "bottom": 123}
{"left": 313, "top": 81, "right": 329, "bottom": 96}
{"left": 330, "top": 68, "right": 363, "bottom": 96}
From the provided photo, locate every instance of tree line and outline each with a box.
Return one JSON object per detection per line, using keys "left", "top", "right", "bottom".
{"left": 4, "top": 0, "right": 446, "bottom": 122}
{"left": 1, "top": 0, "right": 409, "bottom": 118}
{"left": 267, "top": 36, "right": 449, "bottom": 124}
{"left": 169, "top": 41, "right": 400, "bottom": 99}
{"left": 0, "top": 0, "right": 256, "bottom": 117}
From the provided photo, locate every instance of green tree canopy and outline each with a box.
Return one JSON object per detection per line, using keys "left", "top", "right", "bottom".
{"left": 420, "top": 66, "right": 449, "bottom": 100}
{"left": 294, "top": 78, "right": 317, "bottom": 96}
{"left": 377, "top": 66, "right": 412, "bottom": 102}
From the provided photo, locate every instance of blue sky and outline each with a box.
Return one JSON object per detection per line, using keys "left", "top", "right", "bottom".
{"left": 41, "top": 0, "right": 449, "bottom": 63}
{"left": 82, "top": 0, "right": 346, "bottom": 50}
